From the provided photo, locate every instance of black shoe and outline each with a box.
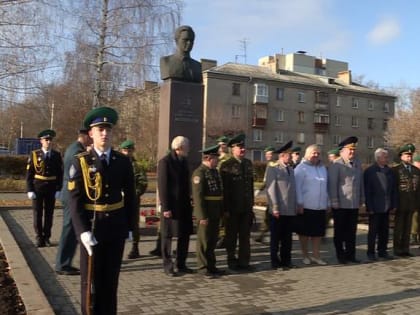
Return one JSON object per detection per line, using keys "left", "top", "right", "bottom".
{"left": 36, "top": 238, "right": 45, "bottom": 248}
{"left": 127, "top": 247, "right": 140, "bottom": 259}
{"left": 337, "top": 258, "right": 347, "bottom": 264}
{"left": 280, "top": 264, "right": 297, "bottom": 271}
{"left": 164, "top": 269, "right": 177, "bottom": 277}
{"left": 348, "top": 258, "right": 361, "bottom": 263}
{"left": 177, "top": 267, "right": 194, "bottom": 274}
{"left": 44, "top": 239, "right": 51, "bottom": 247}
{"left": 149, "top": 248, "right": 161, "bottom": 257}
{"left": 56, "top": 266, "right": 80, "bottom": 275}
{"left": 378, "top": 253, "right": 393, "bottom": 260}
{"left": 239, "top": 264, "right": 256, "bottom": 272}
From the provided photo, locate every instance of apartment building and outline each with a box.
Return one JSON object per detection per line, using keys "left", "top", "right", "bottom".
{"left": 202, "top": 52, "right": 396, "bottom": 164}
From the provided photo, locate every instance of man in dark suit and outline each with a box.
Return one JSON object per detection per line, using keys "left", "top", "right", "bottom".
{"left": 158, "top": 136, "right": 193, "bottom": 276}
{"left": 68, "top": 106, "right": 136, "bottom": 315}
{"left": 160, "top": 25, "right": 203, "bottom": 83}
{"left": 26, "top": 129, "right": 63, "bottom": 247}
{"left": 55, "top": 128, "right": 91, "bottom": 275}
{"left": 364, "top": 148, "right": 397, "bottom": 261}
{"left": 392, "top": 143, "right": 420, "bottom": 257}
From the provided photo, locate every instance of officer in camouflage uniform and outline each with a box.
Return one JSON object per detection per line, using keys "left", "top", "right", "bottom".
{"left": 26, "top": 129, "right": 63, "bottom": 247}
{"left": 215, "top": 135, "right": 230, "bottom": 249}
{"left": 392, "top": 143, "right": 420, "bottom": 257}
{"left": 192, "top": 144, "right": 225, "bottom": 277}
{"left": 120, "top": 140, "right": 148, "bottom": 259}
{"left": 254, "top": 145, "right": 277, "bottom": 243}
{"left": 220, "top": 133, "right": 255, "bottom": 271}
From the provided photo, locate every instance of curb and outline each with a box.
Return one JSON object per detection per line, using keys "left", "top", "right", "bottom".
{"left": 0, "top": 214, "right": 55, "bottom": 315}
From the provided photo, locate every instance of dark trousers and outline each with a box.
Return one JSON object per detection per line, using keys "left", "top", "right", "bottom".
{"left": 161, "top": 225, "right": 190, "bottom": 272}
{"left": 55, "top": 197, "right": 78, "bottom": 270}
{"left": 367, "top": 213, "right": 389, "bottom": 256}
{"left": 393, "top": 209, "right": 413, "bottom": 255}
{"left": 196, "top": 217, "right": 220, "bottom": 271}
{"left": 32, "top": 189, "right": 55, "bottom": 240}
{"left": 332, "top": 208, "right": 359, "bottom": 261}
{"left": 132, "top": 195, "right": 140, "bottom": 243}
{"left": 270, "top": 215, "right": 294, "bottom": 266}
{"left": 80, "top": 237, "right": 125, "bottom": 315}
{"left": 225, "top": 211, "right": 252, "bottom": 267}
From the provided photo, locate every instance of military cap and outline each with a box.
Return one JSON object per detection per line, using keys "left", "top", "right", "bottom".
{"left": 120, "top": 139, "right": 135, "bottom": 150}
{"left": 338, "top": 136, "right": 358, "bottom": 150}
{"left": 83, "top": 106, "right": 118, "bottom": 129}
{"left": 264, "top": 146, "right": 275, "bottom": 152}
{"left": 216, "top": 135, "right": 229, "bottom": 144}
{"left": 78, "top": 128, "right": 89, "bottom": 135}
{"left": 38, "top": 129, "right": 56, "bottom": 139}
{"left": 200, "top": 144, "right": 220, "bottom": 156}
{"left": 274, "top": 140, "right": 293, "bottom": 154}
{"left": 399, "top": 143, "right": 415, "bottom": 155}
{"left": 413, "top": 155, "right": 420, "bottom": 162}
{"left": 227, "top": 133, "right": 246, "bottom": 147}
{"left": 328, "top": 148, "right": 340, "bottom": 156}
{"left": 291, "top": 146, "right": 301, "bottom": 153}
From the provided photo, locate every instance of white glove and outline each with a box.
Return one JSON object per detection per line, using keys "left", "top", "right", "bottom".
{"left": 55, "top": 191, "right": 61, "bottom": 199}
{"left": 254, "top": 189, "right": 261, "bottom": 197}
{"left": 80, "top": 231, "right": 98, "bottom": 256}
{"left": 27, "top": 192, "right": 36, "bottom": 200}
{"left": 127, "top": 231, "right": 133, "bottom": 241}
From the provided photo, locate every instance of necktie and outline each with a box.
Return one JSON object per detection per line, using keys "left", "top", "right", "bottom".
{"left": 100, "top": 153, "right": 108, "bottom": 168}
{"left": 407, "top": 165, "right": 411, "bottom": 173}
{"left": 45, "top": 152, "right": 50, "bottom": 162}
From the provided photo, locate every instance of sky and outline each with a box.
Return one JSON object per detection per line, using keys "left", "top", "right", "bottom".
{"left": 181, "top": 0, "right": 419, "bottom": 91}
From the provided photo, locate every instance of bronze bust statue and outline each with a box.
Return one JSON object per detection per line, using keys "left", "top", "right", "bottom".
{"left": 160, "top": 25, "right": 203, "bottom": 83}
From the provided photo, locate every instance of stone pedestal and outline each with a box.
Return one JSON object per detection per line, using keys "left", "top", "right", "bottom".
{"left": 158, "top": 79, "right": 204, "bottom": 171}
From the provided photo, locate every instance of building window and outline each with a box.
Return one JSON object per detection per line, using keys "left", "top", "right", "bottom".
{"left": 253, "top": 129, "right": 263, "bottom": 142}
{"left": 232, "top": 83, "right": 240, "bottom": 96}
{"left": 314, "top": 113, "right": 330, "bottom": 124}
{"left": 255, "top": 106, "right": 267, "bottom": 119}
{"left": 232, "top": 105, "right": 240, "bottom": 118}
{"left": 315, "top": 133, "right": 324, "bottom": 145}
{"left": 332, "top": 135, "right": 341, "bottom": 145}
{"left": 367, "top": 136, "right": 374, "bottom": 148}
{"left": 298, "top": 111, "right": 305, "bottom": 123}
{"left": 352, "top": 98, "right": 359, "bottom": 109}
{"left": 368, "top": 118, "right": 374, "bottom": 130}
{"left": 274, "top": 131, "right": 284, "bottom": 143}
{"left": 298, "top": 91, "right": 305, "bottom": 103}
{"left": 275, "top": 109, "right": 284, "bottom": 121}
{"left": 384, "top": 102, "right": 390, "bottom": 113}
{"left": 336, "top": 95, "right": 342, "bottom": 107}
{"left": 351, "top": 116, "right": 359, "bottom": 128}
{"left": 368, "top": 100, "right": 374, "bottom": 111}
{"left": 383, "top": 119, "right": 388, "bottom": 131}
{"left": 334, "top": 115, "right": 342, "bottom": 126}
{"left": 252, "top": 150, "right": 263, "bottom": 161}
{"left": 276, "top": 87, "right": 284, "bottom": 100}
{"left": 297, "top": 132, "right": 305, "bottom": 144}
{"left": 254, "top": 83, "right": 269, "bottom": 103}
{"left": 315, "top": 91, "right": 329, "bottom": 104}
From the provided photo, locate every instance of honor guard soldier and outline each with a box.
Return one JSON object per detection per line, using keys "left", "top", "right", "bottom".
{"left": 192, "top": 144, "right": 225, "bottom": 277}
{"left": 392, "top": 143, "right": 420, "bottom": 257}
{"left": 68, "top": 107, "right": 136, "bottom": 315}
{"left": 119, "top": 140, "right": 148, "bottom": 259}
{"left": 220, "top": 133, "right": 255, "bottom": 271}
{"left": 26, "top": 129, "right": 63, "bottom": 247}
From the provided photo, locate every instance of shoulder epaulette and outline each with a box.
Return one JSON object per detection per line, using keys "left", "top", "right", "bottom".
{"left": 75, "top": 151, "right": 90, "bottom": 158}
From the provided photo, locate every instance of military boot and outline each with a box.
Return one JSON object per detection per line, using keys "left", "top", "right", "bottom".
{"left": 127, "top": 243, "right": 140, "bottom": 259}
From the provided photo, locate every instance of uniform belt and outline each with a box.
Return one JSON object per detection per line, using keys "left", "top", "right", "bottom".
{"left": 34, "top": 175, "right": 57, "bottom": 180}
{"left": 85, "top": 200, "right": 124, "bottom": 212}
{"left": 204, "top": 196, "right": 223, "bottom": 201}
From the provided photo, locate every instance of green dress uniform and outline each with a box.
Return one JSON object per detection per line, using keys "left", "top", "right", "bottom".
{"left": 220, "top": 134, "right": 254, "bottom": 270}
{"left": 392, "top": 147, "right": 420, "bottom": 256}
{"left": 192, "top": 147, "right": 223, "bottom": 275}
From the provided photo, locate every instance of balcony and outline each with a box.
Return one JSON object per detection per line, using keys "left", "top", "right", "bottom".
{"left": 314, "top": 103, "right": 329, "bottom": 111}
{"left": 252, "top": 117, "right": 267, "bottom": 127}
{"left": 314, "top": 122, "right": 329, "bottom": 133}
{"left": 253, "top": 94, "right": 268, "bottom": 104}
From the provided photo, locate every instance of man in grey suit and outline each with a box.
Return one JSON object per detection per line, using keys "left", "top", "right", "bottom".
{"left": 160, "top": 25, "right": 203, "bottom": 83}
{"left": 328, "top": 136, "right": 364, "bottom": 264}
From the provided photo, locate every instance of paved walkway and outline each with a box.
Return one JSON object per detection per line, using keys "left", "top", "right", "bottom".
{"left": 1, "top": 203, "right": 420, "bottom": 314}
